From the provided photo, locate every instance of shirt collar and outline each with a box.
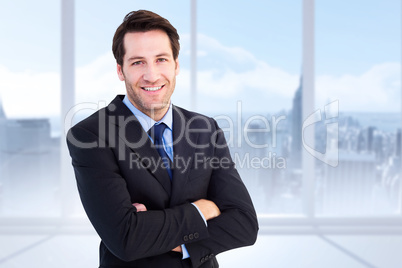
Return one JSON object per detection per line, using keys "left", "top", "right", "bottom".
{"left": 122, "top": 95, "right": 173, "bottom": 132}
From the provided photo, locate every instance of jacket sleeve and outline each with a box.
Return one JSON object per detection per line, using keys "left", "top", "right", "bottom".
{"left": 66, "top": 125, "right": 209, "bottom": 262}
{"left": 185, "top": 119, "right": 259, "bottom": 268}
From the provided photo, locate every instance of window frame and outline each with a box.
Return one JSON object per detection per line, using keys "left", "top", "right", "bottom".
{"left": 1, "top": 0, "right": 401, "bottom": 235}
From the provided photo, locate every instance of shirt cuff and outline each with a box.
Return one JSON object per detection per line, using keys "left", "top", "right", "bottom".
{"left": 181, "top": 244, "right": 190, "bottom": 259}
{"left": 191, "top": 203, "right": 208, "bottom": 226}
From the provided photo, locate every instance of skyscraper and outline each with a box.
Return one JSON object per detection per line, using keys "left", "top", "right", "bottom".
{"left": 0, "top": 95, "right": 6, "bottom": 120}
{"left": 291, "top": 77, "right": 302, "bottom": 169}
{"left": 397, "top": 129, "right": 401, "bottom": 157}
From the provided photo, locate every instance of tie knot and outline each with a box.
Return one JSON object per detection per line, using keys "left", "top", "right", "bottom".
{"left": 149, "top": 123, "right": 167, "bottom": 142}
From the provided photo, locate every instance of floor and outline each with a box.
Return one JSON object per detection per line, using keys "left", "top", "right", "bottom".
{"left": 1, "top": 232, "right": 402, "bottom": 268}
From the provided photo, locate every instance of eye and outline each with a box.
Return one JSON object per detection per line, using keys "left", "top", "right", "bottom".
{"left": 157, "top": 58, "right": 167, "bottom": 62}
{"left": 132, "top": 61, "right": 143, "bottom": 66}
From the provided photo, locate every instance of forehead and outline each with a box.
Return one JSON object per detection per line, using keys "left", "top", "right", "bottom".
{"left": 123, "top": 30, "right": 173, "bottom": 59}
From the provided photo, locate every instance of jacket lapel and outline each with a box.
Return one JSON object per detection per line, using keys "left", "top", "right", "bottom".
{"left": 169, "top": 106, "right": 198, "bottom": 206}
{"left": 109, "top": 95, "right": 172, "bottom": 196}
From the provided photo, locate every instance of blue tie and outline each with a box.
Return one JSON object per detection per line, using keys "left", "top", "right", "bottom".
{"left": 148, "top": 123, "right": 172, "bottom": 180}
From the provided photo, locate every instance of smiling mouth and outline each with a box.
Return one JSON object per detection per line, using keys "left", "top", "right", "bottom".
{"left": 142, "top": 85, "right": 164, "bottom": 91}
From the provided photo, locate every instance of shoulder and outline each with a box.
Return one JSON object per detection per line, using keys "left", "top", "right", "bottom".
{"left": 68, "top": 106, "right": 106, "bottom": 139}
{"left": 65, "top": 106, "right": 106, "bottom": 150}
{"left": 69, "top": 95, "right": 127, "bottom": 134}
{"left": 66, "top": 95, "right": 129, "bottom": 144}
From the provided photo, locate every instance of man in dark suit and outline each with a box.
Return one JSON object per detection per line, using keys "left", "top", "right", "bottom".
{"left": 67, "top": 10, "right": 258, "bottom": 268}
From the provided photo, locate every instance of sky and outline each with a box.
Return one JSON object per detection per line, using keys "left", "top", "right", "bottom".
{"left": 0, "top": 0, "right": 400, "bottom": 119}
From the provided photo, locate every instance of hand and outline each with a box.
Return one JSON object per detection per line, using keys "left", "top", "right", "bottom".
{"left": 171, "top": 245, "right": 182, "bottom": 253}
{"left": 193, "top": 199, "right": 221, "bottom": 221}
{"left": 132, "top": 203, "right": 147, "bottom": 212}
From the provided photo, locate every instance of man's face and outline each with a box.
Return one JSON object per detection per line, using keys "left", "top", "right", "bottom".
{"left": 117, "top": 30, "right": 180, "bottom": 120}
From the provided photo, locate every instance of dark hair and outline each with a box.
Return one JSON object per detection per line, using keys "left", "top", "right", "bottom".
{"left": 112, "top": 10, "right": 180, "bottom": 66}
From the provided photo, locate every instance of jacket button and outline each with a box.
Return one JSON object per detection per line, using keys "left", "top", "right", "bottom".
{"left": 194, "top": 232, "right": 199, "bottom": 239}
{"left": 189, "top": 234, "right": 194, "bottom": 240}
{"left": 183, "top": 235, "right": 188, "bottom": 242}
{"left": 200, "top": 257, "right": 205, "bottom": 263}
{"left": 209, "top": 254, "right": 214, "bottom": 259}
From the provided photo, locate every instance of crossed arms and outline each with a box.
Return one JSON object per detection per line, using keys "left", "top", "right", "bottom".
{"left": 133, "top": 199, "right": 221, "bottom": 253}
{"left": 67, "top": 115, "right": 258, "bottom": 266}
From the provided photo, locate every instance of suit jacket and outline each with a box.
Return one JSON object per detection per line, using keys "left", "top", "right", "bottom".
{"left": 67, "top": 95, "right": 258, "bottom": 268}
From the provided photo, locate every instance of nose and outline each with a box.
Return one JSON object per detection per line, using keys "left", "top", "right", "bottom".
{"left": 143, "top": 63, "right": 160, "bottom": 83}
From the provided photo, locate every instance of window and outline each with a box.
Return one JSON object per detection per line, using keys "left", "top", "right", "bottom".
{"left": 0, "top": 0, "right": 400, "bottom": 230}
{"left": 0, "top": 0, "right": 61, "bottom": 218}
{"left": 315, "top": 0, "right": 401, "bottom": 217}
{"left": 197, "top": 0, "right": 303, "bottom": 215}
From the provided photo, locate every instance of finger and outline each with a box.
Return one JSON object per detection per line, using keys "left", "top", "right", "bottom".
{"left": 132, "top": 203, "right": 147, "bottom": 211}
{"left": 171, "top": 246, "right": 182, "bottom": 253}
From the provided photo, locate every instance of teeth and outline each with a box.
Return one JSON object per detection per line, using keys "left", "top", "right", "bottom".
{"left": 143, "top": 86, "right": 163, "bottom": 91}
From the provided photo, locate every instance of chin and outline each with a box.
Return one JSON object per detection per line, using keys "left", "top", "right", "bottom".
{"left": 145, "top": 103, "right": 167, "bottom": 112}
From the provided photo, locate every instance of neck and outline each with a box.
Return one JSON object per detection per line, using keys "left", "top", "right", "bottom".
{"left": 146, "top": 108, "right": 168, "bottom": 122}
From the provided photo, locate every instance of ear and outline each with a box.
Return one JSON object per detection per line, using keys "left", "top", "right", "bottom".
{"left": 117, "top": 64, "right": 125, "bottom": 81}
{"left": 175, "top": 59, "right": 180, "bottom": 76}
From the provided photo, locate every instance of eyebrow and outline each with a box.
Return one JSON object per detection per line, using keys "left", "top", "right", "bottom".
{"left": 155, "top": 53, "right": 171, "bottom": 58}
{"left": 127, "top": 56, "right": 144, "bottom": 62}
